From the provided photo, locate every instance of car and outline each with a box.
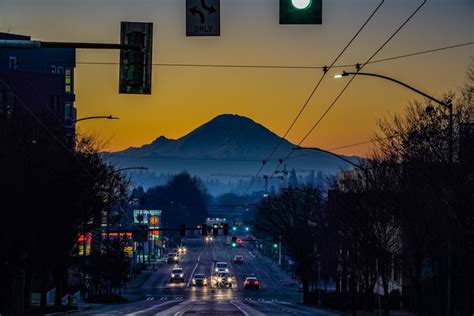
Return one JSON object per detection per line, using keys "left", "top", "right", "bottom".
{"left": 167, "top": 252, "right": 179, "bottom": 264}
{"left": 214, "top": 262, "right": 229, "bottom": 273}
{"left": 177, "top": 246, "right": 187, "bottom": 255}
{"left": 205, "top": 236, "right": 213, "bottom": 242}
{"left": 244, "top": 277, "right": 260, "bottom": 290}
{"left": 215, "top": 272, "right": 233, "bottom": 288}
{"left": 170, "top": 268, "right": 185, "bottom": 283}
{"left": 233, "top": 255, "right": 244, "bottom": 264}
{"left": 192, "top": 274, "right": 208, "bottom": 286}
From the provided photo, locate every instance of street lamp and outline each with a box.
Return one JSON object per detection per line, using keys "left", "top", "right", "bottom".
{"left": 335, "top": 70, "right": 453, "bottom": 163}
{"left": 293, "top": 146, "right": 365, "bottom": 171}
{"left": 73, "top": 115, "right": 119, "bottom": 123}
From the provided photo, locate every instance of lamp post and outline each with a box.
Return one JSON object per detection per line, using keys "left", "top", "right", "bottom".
{"left": 336, "top": 71, "right": 453, "bottom": 163}
{"left": 73, "top": 115, "right": 119, "bottom": 123}
{"left": 293, "top": 146, "right": 365, "bottom": 171}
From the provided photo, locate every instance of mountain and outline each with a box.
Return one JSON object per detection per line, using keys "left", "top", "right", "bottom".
{"left": 104, "top": 114, "right": 361, "bottom": 194}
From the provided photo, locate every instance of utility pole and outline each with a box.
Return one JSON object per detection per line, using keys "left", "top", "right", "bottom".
{"left": 278, "top": 235, "right": 282, "bottom": 266}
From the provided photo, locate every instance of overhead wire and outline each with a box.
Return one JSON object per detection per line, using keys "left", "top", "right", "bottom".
{"left": 241, "top": 0, "right": 386, "bottom": 195}
{"left": 73, "top": 41, "right": 473, "bottom": 69}
{"left": 266, "top": 0, "right": 428, "bottom": 186}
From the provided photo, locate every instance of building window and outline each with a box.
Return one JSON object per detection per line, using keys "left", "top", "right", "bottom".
{"left": 65, "top": 68, "right": 73, "bottom": 93}
{"left": 50, "top": 65, "right": 57, "bottom": 74}
{"left": 9, "top": 56, "right": 17, "bottom": 70}
{"left": 57, "top": 66, "right": 64, "bottom": 74}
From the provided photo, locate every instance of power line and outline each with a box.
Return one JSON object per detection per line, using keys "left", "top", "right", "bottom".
{"left": 74, "top": 41, "right": 473, "bottom": 69}
{"left": 243, "top": 0, "right": 386, "bottom": 194}
{"left": 242, "top": 0, "right": 386, "bottom": 195}
{"left": 267, "top": 0, "right": 428, "bottom": 185}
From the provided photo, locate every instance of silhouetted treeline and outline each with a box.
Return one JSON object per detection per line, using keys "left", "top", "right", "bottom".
{"left": 254, "top": 63, "right": 474, "bottom": 315}
{"left": 134, "top": 172, "right": 209, "bottom": 232}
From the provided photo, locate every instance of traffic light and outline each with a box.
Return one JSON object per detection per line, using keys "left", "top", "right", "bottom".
{"left": 245, "top": 226, "right": 250, "bottom": 232}
{"left": 232, "top": 226, "right": 237, "bottom": 232}
{"left": 223, "top": 223, "right": 229, "bottom": 236}
{"left": 119, "top": 21, "right": 153, "bottom": 94}
{"left": 272, "top": 236, "right": 279, "bottom": 248}
{"left": 180, "top": 224, "right": 186, "bottom": 237}
{"left": 201, "top": 224, "right": 208, "bottom": 237}
{"left": 280, "top": 0, "right": 322, "bottom": 25}
{"left": 231, "top": 236, "right": 237, "bottom": 248}
{"left": 212, "top": 227, "right": 219, "bottom": 237}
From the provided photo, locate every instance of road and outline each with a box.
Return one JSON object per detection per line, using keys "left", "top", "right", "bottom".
{"left": 78, "top": 237, "right": 339, "bottom": 315}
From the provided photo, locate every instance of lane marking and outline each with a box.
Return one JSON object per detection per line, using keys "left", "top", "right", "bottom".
{"left": 128, "top": 299, "right": 183, "bottom": 316}
{"left": 230, "top": 300, "right": 249, "bottom": 316}
{"left": 186, "top": 261, "right": 199, "bottom": 287}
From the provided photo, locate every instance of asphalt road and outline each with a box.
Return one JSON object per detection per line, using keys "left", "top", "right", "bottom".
{"left": 78, "top": 237, "right": 340, "bottom": 315}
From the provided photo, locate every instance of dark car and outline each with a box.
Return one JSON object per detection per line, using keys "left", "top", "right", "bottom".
{"left": 167, "top": 252, "right": 179, "bottom": 264}
{"left": 170, "top": 268, "right": 185, "bottom": 283}
{"left": 192, "top": 274, "right": 208, "bottom": 286}
{"left": 233, "top": 255, "right": 244, "bottom": 264}
{"left": 244, "top": 277, "right": 260, "bottom": 289}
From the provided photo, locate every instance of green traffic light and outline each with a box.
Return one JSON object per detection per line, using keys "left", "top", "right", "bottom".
{"left": 231, "top": 242, "right": 237, "bottom": 248}
{"left": 291, "top": 0, "right": 311, "bottom": 10}
{"left": 273, "top": 243, "right": 278, "bottom": 248}
{"left": 245, "top": 227, "right": 249, "bottom": 232}
{"left": 232, "top": 226, "right": 237, "bottom": 231}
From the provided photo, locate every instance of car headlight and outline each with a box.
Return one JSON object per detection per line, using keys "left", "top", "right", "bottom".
{"left": 192, "top": 279, "right": 196, "bottom": 284}
{"left": 225, "top": 268, "right": 229, "bottom": 272}
{"left": 215, "top": 268, "right": 218, "bottom": 272}
{"left": 217, "top": 277, "right": 222, "bottom": 282}
{"left": 180, "top": 273, "right": 183, "bottom": 277}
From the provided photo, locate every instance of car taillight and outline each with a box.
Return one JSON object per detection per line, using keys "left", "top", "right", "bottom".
{"left": 254, "top": 281, "right": 259, "bottom": 284}
{"left": 244, "top": 281, "right": 249, "bottom": 285}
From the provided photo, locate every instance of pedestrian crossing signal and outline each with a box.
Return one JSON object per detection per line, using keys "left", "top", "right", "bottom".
{"left": 280, "top": 0, "right": 322, "bottom": 25}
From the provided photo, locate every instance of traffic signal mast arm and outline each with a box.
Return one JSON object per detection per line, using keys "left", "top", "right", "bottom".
{"left": 0, "top": 40, "right": 141, "bottom": 51}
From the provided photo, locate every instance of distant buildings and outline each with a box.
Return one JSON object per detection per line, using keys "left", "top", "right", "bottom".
{"left": 0, "top": 32, "right": 76, "bottom": 147}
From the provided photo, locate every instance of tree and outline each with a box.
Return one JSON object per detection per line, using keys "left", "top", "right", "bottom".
{"left": 0, "top": 127, "right": 129, "bottom": 312}
{"left": 255, "top": 186, "right": 325, "bottom": 303}
{"left": 140, "top": 172, "right": 209, "bottom": 232}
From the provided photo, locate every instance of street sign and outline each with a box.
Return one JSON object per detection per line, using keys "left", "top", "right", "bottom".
{"left": 119, "top": 22, "right": 153, "bottom": 94}
{"left": 186, "top": 0, "right": 220, "bottom": 36}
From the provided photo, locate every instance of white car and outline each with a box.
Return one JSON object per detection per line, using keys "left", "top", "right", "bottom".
{"left": 214, "top": 262, "right": 229, "bottom": 273}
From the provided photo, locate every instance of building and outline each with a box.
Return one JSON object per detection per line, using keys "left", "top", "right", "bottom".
{"left": 0, "top": 32, "right": 76, "bottom": 147}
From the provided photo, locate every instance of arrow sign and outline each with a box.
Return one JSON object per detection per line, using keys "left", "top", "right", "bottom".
{"left": 189, "top": 6, "right": 205, "bottom": 24}
{"left": 186, "top": 0, "right": 220, "bottom": 36}
{"left": 201, "top": 0, "right": 216, "bottom": 14}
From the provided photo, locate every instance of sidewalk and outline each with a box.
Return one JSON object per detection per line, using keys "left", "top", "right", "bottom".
{"left": 252, "top": 249, "right": 300, "bottom": 289}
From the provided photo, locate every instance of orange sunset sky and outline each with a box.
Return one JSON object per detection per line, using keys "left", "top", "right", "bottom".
{"left": 1, "top": 0, "right": 472, "bottom": 156}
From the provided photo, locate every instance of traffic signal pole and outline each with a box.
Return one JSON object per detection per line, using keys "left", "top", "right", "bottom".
{"left": 278, "top": 235, "right": 282, "bottom": 266}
